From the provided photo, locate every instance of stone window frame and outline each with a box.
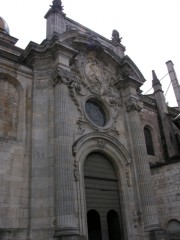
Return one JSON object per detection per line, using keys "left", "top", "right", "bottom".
{"left": 143, "top": 124, "right": 161, "bottom": 157}
{"left": 144, "top": 125, "right": 155, "bottom": 156}
{"left": 85, "top": 99, "right": 107, "bottom": 127}
{"left": 0, "top": 73, "right": 24, "bottom": 141}
{"left": 83, "top": 95, "right": 113, "bottom": 130}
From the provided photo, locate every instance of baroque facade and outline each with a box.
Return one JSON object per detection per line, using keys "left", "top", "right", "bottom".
{"left": 0, "top": 1, "right": 180, "bottom": 240}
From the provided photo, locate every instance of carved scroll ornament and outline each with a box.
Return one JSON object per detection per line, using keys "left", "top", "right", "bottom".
{"left": 125, "top": 96, "right": 143, "bottom": 112}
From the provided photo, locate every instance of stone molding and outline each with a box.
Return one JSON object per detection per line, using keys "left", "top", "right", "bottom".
{"left": 72, "top": 132, "right": 134, "bottom": 237}
{"left": 54, "top": 226, "right": 79, "bottom": 237}
{"left": 73, "top": 132, "right": 132, "bottom": 166}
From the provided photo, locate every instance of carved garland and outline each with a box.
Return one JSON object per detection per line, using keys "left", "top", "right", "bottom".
{"left": 51, "top": 67, "right": 85, "bottom": 115}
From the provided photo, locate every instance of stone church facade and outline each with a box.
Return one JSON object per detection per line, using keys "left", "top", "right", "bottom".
{"left": 0, "top": 1, "right": 180, "bottom": 240}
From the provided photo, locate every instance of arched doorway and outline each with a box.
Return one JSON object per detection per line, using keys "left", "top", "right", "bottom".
{"left": 107, "top": 210, "right": 121, "bottom": 240}
{"left": 87, "top": 210, "right": 102, "bottom": 240}
{"left": 84, "top": 152, "right": 124, "bottom": 240}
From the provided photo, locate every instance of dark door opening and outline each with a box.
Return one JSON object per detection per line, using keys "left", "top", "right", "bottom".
{"left": 87, "top": 210, "right": 102, "bottom": 240}
{"left": 107, "top": 210, "right": 121, "bottom": 240}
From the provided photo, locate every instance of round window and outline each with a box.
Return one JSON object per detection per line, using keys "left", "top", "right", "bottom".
{"left": 85, "top": 100, "right": 106, "bottom": 127}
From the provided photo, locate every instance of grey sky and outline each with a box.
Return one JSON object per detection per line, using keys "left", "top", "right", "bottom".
{"left": 1, "top": 0, "right": 180, "bottom": 106}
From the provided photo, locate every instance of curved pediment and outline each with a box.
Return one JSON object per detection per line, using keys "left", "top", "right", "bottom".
{"left": 59, "top": 30, "right": 123, "bottom": 66}
{"left": 120, "top": 55, "right": 146, "bottom": 84}
{"left": 59, "top": 30, "right": 145, "bottom": 87}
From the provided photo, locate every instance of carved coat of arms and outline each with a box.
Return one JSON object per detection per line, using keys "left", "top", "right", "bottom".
{"left": 82, "top": 55, "right": 113, "bottom": 96}
{"left": 85, "top": 62, "right": 103, "bottom": 86}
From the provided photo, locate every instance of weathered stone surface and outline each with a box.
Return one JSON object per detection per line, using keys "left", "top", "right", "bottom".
{"left": 0, "top": 2, "right": 180, "bottom": 240}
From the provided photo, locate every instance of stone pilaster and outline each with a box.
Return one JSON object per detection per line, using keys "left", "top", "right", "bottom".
{"left": 54, "top": 76, "right": 79, "bottom": 238}
{"left": 125, "top": 95, "right": 160, "bottom": 232}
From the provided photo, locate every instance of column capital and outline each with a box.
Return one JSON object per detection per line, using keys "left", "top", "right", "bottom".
{"left": 124, "top": 95, "right": 143, "bottom": 112}
{"left": 50, "top": 67, "right": 72, "bottom": 87}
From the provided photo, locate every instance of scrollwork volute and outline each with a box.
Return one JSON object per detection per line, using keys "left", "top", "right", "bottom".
{"left": 73, "top": 160, "right": 79, "bottom": 181}
{"left": 120, "top": 63, "right": 139, "bottom": 80}
{"left": 50, "top": 67, "right": 86, "bottom": 115}
{"left": 124, "top": 96, "right": 143, "bottom": 113}
{"left": 51, "top": 68, "right": 75, "bottom": 87}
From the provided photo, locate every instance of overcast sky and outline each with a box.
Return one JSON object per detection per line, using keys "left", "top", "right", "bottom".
{"left": 1, "top": 0, "right": 180, "bottom": 106}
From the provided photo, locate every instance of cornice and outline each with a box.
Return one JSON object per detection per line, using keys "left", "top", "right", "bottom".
{"left": 19, "top": 35, "right": 78, "bottom": 67}
{"left": 140, "top": 94, "right": 157, "bottom": 110}
{"left": 0, "top": 58, "right": 33, "bottom": 78}
{"left": 121, "top": 55, "right": 146, "bottom": 83}
{"left": 0, "top": 32, "right": 18, "bottom": 45}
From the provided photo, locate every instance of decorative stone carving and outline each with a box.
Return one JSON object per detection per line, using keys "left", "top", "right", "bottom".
{"left": 51, "top": 67, "right": 86, "bottom": 115}
{"left": 72, "top": 32, "right": 102, "bottom": 53}
{"left": 97, "top": 139, "right": 106, "bottom": 148}
{"left": 125, "top": 96, "right": 143, "bottom": 112}
{"left": 51, "top": 66, "right": 119, "bottom": 135}
{"left": 69, "top": 53, "right": 123, "bottom": 134}
{"left": 109, "top": 95, "right": 123, "bottom": 123}
{"left": 76, "top": 51, "right": 114, "bottom": 97}
{"left": 51, "top": 68, "right": 71, "bottom": 86}
{"left": 132, "top": 210, "right": 142, "bottom": 228}
{"left": 84, "top": 57, "right": 113, "bottom": 97}
{"left": 119, "top": 63, "right": 139, "bottom": 80}
{"left": 76, "top": 117, "right": 86, "bottom": 135}
{"left": 85, "top": 31, "right": 97, "bottom": 41}
{"left": 76, "top": 52, "right": 122, "bottom": 118}
{"left": 51, "top": 55, "right": 122, "bottom": 134}
{"left": 112, "top": 29, "right": 122, "bottom": 44}
{"left": 73, "top": 161, "right": 79, "bottom": 181}
{"left": 125, "top": 167, "right": 132, "bottom": 187}
{"left": 51, "top": 0, "right": 64, "bottom": 11}
{"left": 85, "top": 61, "right": 103, "bottom": 87}
{"left": 66, "top": 25, "right": 78, "bottom": 31}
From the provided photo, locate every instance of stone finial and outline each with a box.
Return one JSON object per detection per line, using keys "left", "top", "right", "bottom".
{"left": 51, "top": 0, "right": 64, "bottom": 12}
{"left": 152, "top": 70, "right": 161, "bottom": 87}
{"left": 112, "top": 29, "right": 122, "bottom": 44}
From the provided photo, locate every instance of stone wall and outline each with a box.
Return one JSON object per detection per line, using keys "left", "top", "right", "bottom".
{"left": 0, "top": 61, "right": 32, "bottom": 239}
{"left": 0, "top": 80, "right": 19, "bottom": 138}
{"left": 0, "top": 142, "right": 29, "bottom": 230}
{"left": 151, "top": 162, "right": 180, "bottom": 229}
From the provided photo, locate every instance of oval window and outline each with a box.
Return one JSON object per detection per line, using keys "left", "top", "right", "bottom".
{"left": 85, "top": 100, "right": 106, "bottom": 127}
